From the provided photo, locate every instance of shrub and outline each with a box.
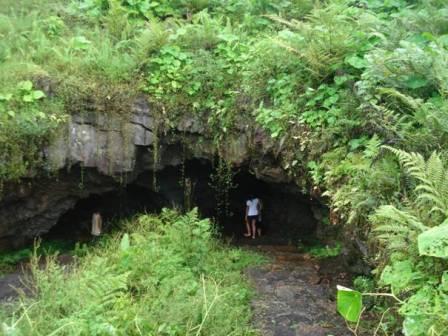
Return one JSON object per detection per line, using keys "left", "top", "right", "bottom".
{"left": 0, "top": 209, "right": 262, "bottom": 335}
{"left": 370, "top": 148, "right": 448, "bottom": 335}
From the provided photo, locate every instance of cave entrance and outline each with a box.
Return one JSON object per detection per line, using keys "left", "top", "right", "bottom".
{"left": 224, "top": 170, "right": 317, "bottom": 242}
{"left": 45, "top": 184, "right": 167, "bottom": 241}
{"left": 46, "top": 159, "right": 318, "bottom": 244}
{"left": 132, "top": 159, "right": 318, "bottom": 243}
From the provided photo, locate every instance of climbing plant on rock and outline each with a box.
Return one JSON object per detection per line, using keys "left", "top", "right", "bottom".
{"left": 209, "top": 158, "right": 237, "bottom": 221}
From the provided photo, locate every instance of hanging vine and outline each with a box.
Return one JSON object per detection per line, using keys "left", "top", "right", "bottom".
{"left": 151, "top": 104, "right": 167, "bottom": 193}
{"left": 178, "top": 132, "right": 195, "bottom": 212}
{"left": 152, "top": 128, "right": 160, "bottom": 192}
{"left": 209, "top": 157, "right": 237, "bottom": 221}
{"left": 78, "top": 163, "right": 85, "bottom": 191}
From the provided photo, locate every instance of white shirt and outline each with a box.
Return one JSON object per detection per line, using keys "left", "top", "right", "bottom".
{"left": 246, "top": 198, "right": 260, "bottom": 216}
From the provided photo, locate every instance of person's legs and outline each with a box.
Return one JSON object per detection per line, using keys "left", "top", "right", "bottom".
{"left": 251, "top": 218, "right": 257, "bottom": 239}
{"left": 244, "top": 219, "right": 251, "bottom": 237}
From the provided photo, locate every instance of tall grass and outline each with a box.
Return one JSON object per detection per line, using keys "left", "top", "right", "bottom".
{"left": 0, "top": 209, "right": 263, "bottom": 335}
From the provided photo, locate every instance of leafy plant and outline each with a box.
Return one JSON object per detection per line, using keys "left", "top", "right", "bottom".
{"left": 337, "top": 286, "right": 363, "bottom": 323}
{"left": 2, "top": 2, "right": 448, "bottom": 335}
{"left": 0, "top": 210, "right": 263, "bottom": 335}
{"left": 144, "top": 45, "right": 194, "bottom": 100}
{"left": 352, "top": 147, "right": 448, "bottom": 335}
{"left": 298, "top": 241, "right": 343, "bottom": 259}
{"left": 0, "top": 240, "right": 76, "bottom": 275}
{"left": 0, "top": 79, "right": 65, "bottom": 182}
{"left": 209, "top": 158, "right": 237, "bottom": 220}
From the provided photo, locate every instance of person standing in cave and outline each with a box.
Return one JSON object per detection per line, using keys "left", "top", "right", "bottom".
{"left": 91, "top": 210, "right": 102, "bottom": 241}
{"left": 244, "top": 196, "right": 262, "bottom": 239}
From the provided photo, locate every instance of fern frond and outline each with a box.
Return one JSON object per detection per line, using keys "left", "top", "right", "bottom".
{"left": 263, "top": 15, "right": 302, "bottom": 29}
{"left": 373, "top": 205, "right": 427, "bottom": 232}
{"left": 415, "top": 191, "right": 446, "bottom": 213}
{"left": 377, "top": 87, "right": 422, "bottom": 111}
{"left": 426, "top": 152, "right": 444, "bottom": 187}
{"left": 269, "top": 38, "right": 321, "bottom": 77}
{"left": 387, "top": 240, "right": 409, "bottom": 251}
{"left": 83, "top": 258, "right": 129, "bottom": 309}
{"left": 384, "top": 146, "right": 448, "bottom": 216}
{"left": 375, "top": 233, "right": 407, "bottom": 250}
{"left": 374, "top": 224, "right": 409, "bottom": 234}
{"left": 383, "top": 146, "right": 426, "bottom": 180}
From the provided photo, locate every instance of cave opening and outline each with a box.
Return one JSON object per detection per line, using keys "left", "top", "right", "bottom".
{"left": 46, "top": 159, "right": 319, "bottom": 244}
{"left": 45, "top": 184, "right": 167, "bottom": 241}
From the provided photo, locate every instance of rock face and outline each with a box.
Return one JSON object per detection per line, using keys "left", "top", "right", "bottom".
{"left": 46, "top": 96, "right": 286, "bottom": 178}
{"left": 0, "top": 97, "right": 309, "bottom": 249}
{"left": 0, "top": 169, "right": 118, "bottom": 249}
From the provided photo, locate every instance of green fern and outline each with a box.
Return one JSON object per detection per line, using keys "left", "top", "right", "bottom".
{"left": 82, "top": 257, "right": 129, "bottom": 309}
{"left": 371, "top": 147, "right": 448, "bottom": 253}
{"left": 384, "top": 146, "right": 448, "bottom": 217}
{"left": 377, "top": 87, "right": 423, "bottom": 112}
{"left": 372, "top": 205, "right": 427, "bottom": 252}
{"left": 265, "top": 2, "right": 365, "bottom": 79}
{"left": 370, "top": 147, "right": 448, "bottom": 336}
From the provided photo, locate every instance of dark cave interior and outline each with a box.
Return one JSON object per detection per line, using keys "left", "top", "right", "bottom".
{"left": 46, "top": 160, "right": 319, "bottom": 243}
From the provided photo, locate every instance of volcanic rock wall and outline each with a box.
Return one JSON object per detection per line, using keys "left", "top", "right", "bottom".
{"left": 0, "top": 97, "right": 301, "bottom": 249}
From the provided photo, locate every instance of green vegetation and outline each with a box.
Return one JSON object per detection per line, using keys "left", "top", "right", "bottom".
{"left": 0, "top": 239, "right": 77, "bottom": 275}
{"left": 370, "top": 148, "right": 448, "bottom": 335}
{"left": 298, "top": 241, "right": 343, "bottom": 259}
{"left": 337, "top": 148, "right": 448, "bottom": 334}
{"left": 0, "top": 209, "right": 262, "bottom": 335}
{"left": 2, "top": 0, "right": 448, "bottom": 334}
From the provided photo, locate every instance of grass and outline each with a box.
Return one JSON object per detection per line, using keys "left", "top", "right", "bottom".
{"left": 0, "top": 0, "right": 144, "bottom": 183}
{"left": 0, "top": 239, "right": 77, "bottom": 275}
{"left": 297, "top": 240, "right": 343, "bottom": 259}
{"left": 0, "top": 209, "right": 264, "bottom": 335}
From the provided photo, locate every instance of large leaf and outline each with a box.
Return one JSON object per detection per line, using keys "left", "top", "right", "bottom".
{"left": 380, "top": 259, "right": 419, "bottom": 293}
{"left": 0, "top": 93, "right": 12, "bottom": 101}
{"left": 418, "top": 221, "right": 448, "bottom": 258}
{"left": 400, "top": 286, "right": 437, "bottom": 336}
{"left": 71, "top": 35, "right": 91, "bottom": 51}
{"left": 22, "top": 94, "right": 34, "bottom": 103}
{"left": 345, "top": 55, "right": 367, "bottom": 69}
{"left": 337, "top": 285, "right": 363, "bottom": 322}
{"left": 32, "top": 90, "right": 45, "bottom": 100}
{"left": 17, "top": 80, "right": 33, "bottom": 91}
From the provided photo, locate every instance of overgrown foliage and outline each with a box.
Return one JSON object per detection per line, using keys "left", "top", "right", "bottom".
{"left": 0, "top": 209, "right": 262, "bottom": 335}
{"left": 370, "top": 148, "right": 448, "bottom": 336}
{"left": 298, "top": 241, "right": 343, "bottom": 259}
{"left": 2, "top": 0, "right": 448, "bottom": 334}
{"left": 0, "top": 239, "right": 77, "bottom": 275}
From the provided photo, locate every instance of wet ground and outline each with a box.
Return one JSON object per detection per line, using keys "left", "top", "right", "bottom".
{"left": 244, "top": 244, "right": 352, "bottom": 336}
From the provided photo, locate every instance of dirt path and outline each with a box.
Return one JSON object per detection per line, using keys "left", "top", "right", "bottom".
{"left": 246, "top": 245, "right": 352, "bottom": 336}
